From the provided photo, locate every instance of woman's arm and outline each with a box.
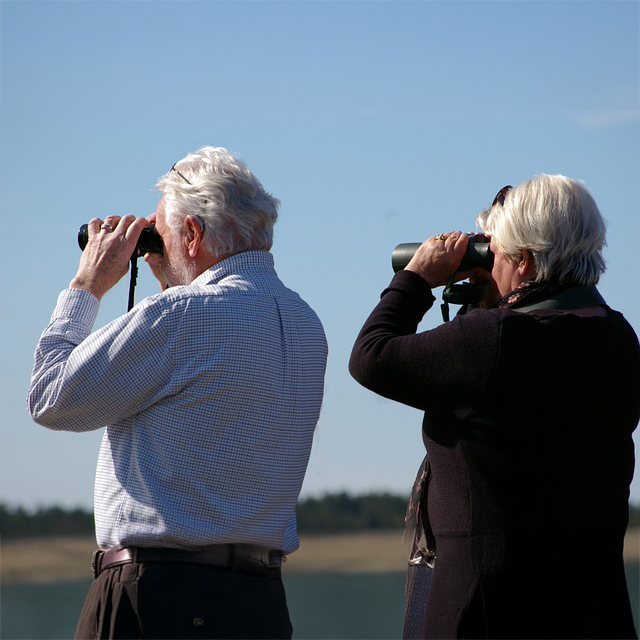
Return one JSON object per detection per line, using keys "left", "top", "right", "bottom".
{"left": 349, "top": 233, "right": 500, "bottom": 414}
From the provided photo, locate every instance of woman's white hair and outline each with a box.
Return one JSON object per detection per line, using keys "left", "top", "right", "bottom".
{"left": 156, "top": 146, "right": 279, "bottom": 256}
{"left": 477, "top": 174, "right": 607, "bottom": 285}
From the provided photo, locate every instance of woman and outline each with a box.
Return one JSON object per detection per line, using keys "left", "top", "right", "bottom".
{"left": 349, "top": 174, "right": 639, "bottom": 639}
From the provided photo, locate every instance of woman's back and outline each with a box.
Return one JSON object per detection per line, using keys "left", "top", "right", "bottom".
{"left": 421, "top": 305, "right": 639, "bottom": 638}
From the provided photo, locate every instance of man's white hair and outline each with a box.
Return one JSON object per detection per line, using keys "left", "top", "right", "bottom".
{"left": 156, "top": 146, "right": 279, "bottom": 256}
{"left": 477, "top": 174, "right": 607, "bottom": 285}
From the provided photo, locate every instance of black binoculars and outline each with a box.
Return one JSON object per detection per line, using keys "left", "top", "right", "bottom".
{"left": 77, "top": 223, "right": 164, "bottom": 257}
{"left": 391, "top": 234, "right": 494, "bottom": 273}
{"left": 392, "top": 234, "right": 495, "bottom": 316}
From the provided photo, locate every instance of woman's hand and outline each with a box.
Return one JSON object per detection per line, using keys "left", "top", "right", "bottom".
{"left": 404, "top": 231, "right": 470, "bottom": 287}
{"left": 468, "top": 268, "right": 501, "bottom": 308}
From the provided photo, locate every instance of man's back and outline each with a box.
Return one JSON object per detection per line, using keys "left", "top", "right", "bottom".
{"left": 30, "top": 251, "right": 327, "bottom": 553}
{"left": 96, "top": 251, "right": 327, "bottom": 552}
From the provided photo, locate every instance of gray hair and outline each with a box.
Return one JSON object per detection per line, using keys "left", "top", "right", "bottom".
{"left": 156, "top": 146, "right": 279, "bottom": 256}
{"left": 477, "top": 174, "right": 607, "bottom": 285}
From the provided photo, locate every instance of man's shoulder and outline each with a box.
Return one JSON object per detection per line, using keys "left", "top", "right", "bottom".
{"left": 139, "top": 278, "right": 321, "bottom": 322}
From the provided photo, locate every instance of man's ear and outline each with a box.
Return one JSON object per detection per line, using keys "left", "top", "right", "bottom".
{"left": 183, "top": 215, "right": 204, "bottom": 258}
{"left": 518, "top": 250, "right": 536, "bottom": 278}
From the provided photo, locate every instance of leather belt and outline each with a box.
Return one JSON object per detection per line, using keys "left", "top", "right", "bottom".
{"left": 91, "top": 544, "right": 283, "bottom": 579}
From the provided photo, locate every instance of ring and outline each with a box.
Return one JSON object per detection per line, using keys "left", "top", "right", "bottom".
{"left": 100, "top": 223, "right": 112, "bottom": 231}
{"left": 435, "top": 233, "right": 446, "bottom": 241}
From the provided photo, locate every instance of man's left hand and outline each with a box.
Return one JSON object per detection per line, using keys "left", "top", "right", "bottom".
{"left": 69, "top": 215, "right": 148, "bottom": 299}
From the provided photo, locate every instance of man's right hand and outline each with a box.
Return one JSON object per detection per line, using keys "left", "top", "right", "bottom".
{"left": 143, "top": 251, "right": 169, "bottom": 291}
{"left": 144, "top": 211, "right": 169, "bottom": 291}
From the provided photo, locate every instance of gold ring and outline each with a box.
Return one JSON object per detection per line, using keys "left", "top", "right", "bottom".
{"left": 100, "top": 223, "right": 112, "bottom": 231}
{"left": 435, "top": 233, "right": 445, "bottom": 241}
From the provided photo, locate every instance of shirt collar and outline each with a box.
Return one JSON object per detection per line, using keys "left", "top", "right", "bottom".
{"left": 191, "top": 251, "right": 275, "bottom": 286}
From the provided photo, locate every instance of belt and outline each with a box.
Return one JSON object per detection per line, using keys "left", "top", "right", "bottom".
{"left": 91, "top": 544, "right": 283, "bottom": 579}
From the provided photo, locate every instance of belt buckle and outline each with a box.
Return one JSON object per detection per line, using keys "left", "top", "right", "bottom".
{"left": 267, "top": 550, "right": 283, "bottom": 569}
{"left": 91, "top": 550, "right": 104, "bottom": 579}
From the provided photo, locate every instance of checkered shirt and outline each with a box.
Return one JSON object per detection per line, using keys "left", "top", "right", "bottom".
{"left": 28, "top": 251, "right": 327, "bottom": 554}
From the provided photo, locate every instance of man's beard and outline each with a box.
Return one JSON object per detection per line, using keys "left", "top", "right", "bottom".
{"left": 166, "top": 247, "right": 199, "bottom": 286}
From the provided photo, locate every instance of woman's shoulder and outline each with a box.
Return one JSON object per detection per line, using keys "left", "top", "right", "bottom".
{"left": 450, "top": 304, "right": 637, "bottom": 346}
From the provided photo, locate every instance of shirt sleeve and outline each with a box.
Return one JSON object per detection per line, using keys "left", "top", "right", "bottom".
{"left": 349, "top": 270, "right": 501, "bottom": 415}
{"left": 27, "top": 288, "right": 176, "bottom": 431}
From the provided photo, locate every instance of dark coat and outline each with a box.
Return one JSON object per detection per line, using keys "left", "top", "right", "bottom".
{"left": 350, "top": 270, "right": 639, "bottom": 639}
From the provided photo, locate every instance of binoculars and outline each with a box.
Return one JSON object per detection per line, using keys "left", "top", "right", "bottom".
{"left": 391, "top": 234, "right": 494, "bottom": 273}
{"left": 77, "top": 223, "right": 164, "bottom": 256}
{"left": 392, "top": 234, "right": 495, "bottom": 314}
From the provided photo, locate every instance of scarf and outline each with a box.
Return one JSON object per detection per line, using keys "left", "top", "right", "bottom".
{"left": 498, "top": 279, "right": 583, "bottom": 310}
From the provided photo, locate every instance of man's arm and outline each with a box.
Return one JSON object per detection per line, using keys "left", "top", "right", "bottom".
{"left": 27, "top": 214, "right": 173, "bottom": 431}
{"left": 27, "top": 289, "right": 176, "bottom": 431}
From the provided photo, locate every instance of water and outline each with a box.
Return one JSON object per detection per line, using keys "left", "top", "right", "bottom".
{"left": 0, "top": 573, "right": 406, "bottom": 640}
{"left": 2, "top": 581, "right": 92, "bottom": 640}
{"left": 286, "top": 573, "right": 407, "bottom": 639}
{"left": 1, "top": 567, "right": 638, "bottom": 639}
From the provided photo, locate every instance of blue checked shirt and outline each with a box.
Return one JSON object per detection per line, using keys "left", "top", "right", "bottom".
{"left": 28, "top": 251, "right": 327, "bottom": 554}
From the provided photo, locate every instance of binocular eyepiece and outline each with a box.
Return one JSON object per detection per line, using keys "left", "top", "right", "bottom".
{"left": 77, "top": 223, "right": 164, "bottom": 257}
{"left": 391, "top": 234, "right": 494, "bottom": 273}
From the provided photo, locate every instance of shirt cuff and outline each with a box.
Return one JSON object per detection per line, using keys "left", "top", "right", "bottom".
{"left": 49, "top": 288, "right": 101, "bottom": 335}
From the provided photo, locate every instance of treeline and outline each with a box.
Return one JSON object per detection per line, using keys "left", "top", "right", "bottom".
{"left": 0, "top": 493, "right": 407, "bottom": 539}
{"left": 296, "top": 492, "right": 408, "bottom": 533}
{"left": 1, "top": 494, "right": 639, "bottom": 539}
{"left": 0, "top": 504, "right": 94, "bottom": 539}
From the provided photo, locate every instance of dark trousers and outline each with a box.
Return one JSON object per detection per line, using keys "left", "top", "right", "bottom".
{"left": 74, "top": 561, "right": 293, "bottom": 639}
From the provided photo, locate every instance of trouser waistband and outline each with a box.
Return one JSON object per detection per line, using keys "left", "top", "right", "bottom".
{"left": 91, "top": 544, "right": 283, "bottom": 579}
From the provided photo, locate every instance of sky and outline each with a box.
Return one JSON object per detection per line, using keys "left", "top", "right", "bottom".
{"left": 1, "top": 0, "right": 639, "bottom": 511}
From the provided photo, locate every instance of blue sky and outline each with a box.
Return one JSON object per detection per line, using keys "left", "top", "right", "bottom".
{"left": 1, "top": 0, "right": 639, "bottom": 510}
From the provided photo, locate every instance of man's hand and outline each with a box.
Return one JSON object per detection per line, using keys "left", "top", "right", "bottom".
{"left": 143, "top": 211, "right": 169, "bottom": 291}
{"left": 69, "top": 215, "right": 148, "bottom": 299}
{"left": 143, "top": 251, "right": 169, "bottom": 291}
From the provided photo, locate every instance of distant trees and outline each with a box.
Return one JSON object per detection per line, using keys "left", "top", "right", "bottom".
{"left": 296, "top": 492, "right": 408, "bottom": 533}
{"left": 0, "top": 493, "right": 408, "bottom": 538}
{"left": 631, "top": 504, "right": 640, "bottom": 528}
{"left": 1, "top": 495, "right": 639, "bottom": 538}
{"left": 0, "top": 504, "right": 94, "bottom": 539}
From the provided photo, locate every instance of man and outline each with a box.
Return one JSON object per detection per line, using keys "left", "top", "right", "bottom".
{"left": 27, "top": 146, "right": 328, "bottom": 639}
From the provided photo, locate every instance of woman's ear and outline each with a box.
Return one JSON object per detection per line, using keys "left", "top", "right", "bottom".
{"left": 518, "top": 250, "right": 536, "bottom": 278}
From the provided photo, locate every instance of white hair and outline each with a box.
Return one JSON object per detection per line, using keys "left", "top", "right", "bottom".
{"left": 477, "top": 174, "right": 607, "bottom": 285}
{"left": 156, "top": 146, "right": 279, "bottom": 256}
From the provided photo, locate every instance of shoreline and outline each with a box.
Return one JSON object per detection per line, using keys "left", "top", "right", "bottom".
{"left": 3, "top": 528, "right": 638, "bottom": 585}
